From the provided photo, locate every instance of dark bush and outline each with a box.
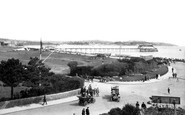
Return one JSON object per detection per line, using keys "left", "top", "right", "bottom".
{"left": 105, "top": 104, "right": 140, "bottom": 115}
{"left": 122, "top": 104, "right": 140, "bottom": 115}
{"left": 0, "top": 97, "right": 10, "bottom": 102}
{"left": 20, "top": 75, "right": 84, "bottom": 98}
{"left": 68, "top": 61, "right": 78, "bottom": 75}
{"left": 108, "top": 107, "right": 122, "bottom": 115}
{"left": 70, "top": 66, "right": 93, "bottom": 76}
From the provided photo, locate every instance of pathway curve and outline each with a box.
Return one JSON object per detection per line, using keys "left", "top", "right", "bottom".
{"left": 1, "top": 62, "right": 184, "bottom": 115}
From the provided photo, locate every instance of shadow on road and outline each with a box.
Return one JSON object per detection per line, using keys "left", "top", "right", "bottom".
{"left": 69, "top": 100, "right": 79, "bottom": 106}
{"left": 102, "top": 95, "right": 111, "bottom": 102}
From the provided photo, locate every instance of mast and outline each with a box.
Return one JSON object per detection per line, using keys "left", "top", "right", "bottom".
{"left": 39, "top": 37, "right": 42, "bottom": 86}
{"left": 40, "top": 37, "right": 42, "bottom": 61}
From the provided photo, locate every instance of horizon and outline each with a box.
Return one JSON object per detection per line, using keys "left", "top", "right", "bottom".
{"left": 0, "top": 0, "right": 185, "bottom": 46}
{"left": 0, "top": 38, "right": 177, "bottom": 46}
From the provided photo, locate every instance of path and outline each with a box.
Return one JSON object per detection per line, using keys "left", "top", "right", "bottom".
{"left": 1, "top": 62, "right": 184, "bottom": 115}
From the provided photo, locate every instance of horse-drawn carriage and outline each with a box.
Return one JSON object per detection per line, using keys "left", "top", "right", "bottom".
{"left": 110, "top": 86, "right": 120, "bottom": 102}
{"left": 77, "top": 95, "right": 95, "bottom": 106}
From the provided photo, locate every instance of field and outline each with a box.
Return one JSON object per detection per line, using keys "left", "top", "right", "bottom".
{"left": 0, "top": 46, "right": 168, "bottom": 99}
{"left": 0, "top": 46, "right": 116, "bottom": 74}
{"left": 0, "top": 46, "right": 116, "bottom": 99}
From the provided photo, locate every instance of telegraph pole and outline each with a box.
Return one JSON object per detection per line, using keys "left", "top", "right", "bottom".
{"left": 40, "top": 37, "right": 42, "bottom": 61}
{"left": 39, "top": 38, "right": 42, "bottom": 86}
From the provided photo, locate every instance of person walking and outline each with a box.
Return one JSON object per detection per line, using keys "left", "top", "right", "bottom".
{"left": 96, "top": 87, "right": 99, "bottom": 97}
{"left": 168, "top": 87, "right": 170, "bottom": 94}
{"left": 156, "top": 74, "right": 158, "bottom": 79}
{"left": 82, "top": 108, "right": 85, "bottom": 115}
{"left": 144, "top": 76, "right": 147, "bottom": 81}
{"left": 42, "top": 94, "right": 47, "bottom": 105}
{"left": 136, "top": 101, "right": 140, "bottom": 109}
{"left": 141, "top": 102, "right": 146, "bottom": 110}
{"left": 86, "top": 107, "right": 90, "bottom": 115}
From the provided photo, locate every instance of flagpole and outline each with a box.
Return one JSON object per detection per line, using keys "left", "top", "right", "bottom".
{"left": 40, "top": 38, "right": 42, "bottom": 61}
{"left": 39, "top": 37, "right": 42, "bottom": 86}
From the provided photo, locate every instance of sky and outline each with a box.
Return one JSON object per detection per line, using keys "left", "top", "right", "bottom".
{"left": 0, "top": 0, "right": 185, "bottom": 46}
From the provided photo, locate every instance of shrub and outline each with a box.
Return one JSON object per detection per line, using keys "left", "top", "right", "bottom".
{"left": 67, "top": 61, "right": 78, "bottom": 75}
{"left": 0, "top": 97, "right": 10, "bottom": 102}
{"left": 70, "top": 66, "right": 93, "bottom": 76}
{"left": 122, "top": 104, "right": 140, "bottom": 115}
{"left": 104, "top": 104, "right": 141, "bottom": 115}
{"left": 108, "top": 107, "right": 122, "bottom": 115}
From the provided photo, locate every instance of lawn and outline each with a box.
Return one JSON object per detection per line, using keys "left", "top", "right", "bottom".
{"left": 0, "top": 46, "right": 116, "bottom": 99}
{"left": 0, "top": 46, "right": 169, "bottom": 99}
{"left": 0, "top": 47, "right": 116, "bottom": 74}
{"left": 120, "top": 65, "right": 168, "bottom": 81}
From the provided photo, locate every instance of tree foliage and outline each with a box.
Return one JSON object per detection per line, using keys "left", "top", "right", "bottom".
{"left": 107, "top": 104, "right": 140, "bottom": 115}
{"left": 24, "top": 57, "right": 54, "bottom": 87}
{"left": 67, "top": 61, "right": 78, "bottom": 75}
{"left": 67, "top": 57, "right": 161, "bottom": 78}
{"left": 0, "top": 58, "right": 26, "bottom": 99}
{"left": 0, "top": 57, "right": 84, "bottom": 100}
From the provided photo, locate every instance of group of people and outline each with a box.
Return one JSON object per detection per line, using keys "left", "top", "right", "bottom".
{"left": 80, "top": 84, "right": 99, "bottom": 97}
{"left": 172, "top": 68, "right": 178, "bottom": 78}
{"left": 136, "top": 101, "right": 147, "bottom": 110}
{"left": 86, "top": 76, "right": 94, "bottom": 82}
{"left": 82, "top": 107, "right": 90, "bottom": 115}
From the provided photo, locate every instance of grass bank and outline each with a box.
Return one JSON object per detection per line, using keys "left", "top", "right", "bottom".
{"left": 120, "top": 65, "right": 168, "bottom": 81}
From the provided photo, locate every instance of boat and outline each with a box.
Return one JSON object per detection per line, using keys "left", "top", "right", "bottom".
{"left": 138, "top": 44, "right": 158, "bottom": 52}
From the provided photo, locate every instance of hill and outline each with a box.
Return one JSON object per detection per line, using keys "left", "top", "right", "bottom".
{"left": 0, "top": 38, "right": 176, "bottom": 46}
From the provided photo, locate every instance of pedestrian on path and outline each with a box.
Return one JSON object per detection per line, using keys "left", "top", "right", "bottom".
{"left": 168, "top": 87, "right": 170, "bottom": 94}
{"left": 96, "top": 87, "right": 99, "bottom": 97}
{"left": 82, "top": 108, "right": 85, "bottom": 115}
{"left": 141, "top": 102, "right": 146, "bottom": 110}
{"left": 136, "top": 101, "right": 140, "bottom": 109}
{"left": 42, "top": 94, "right": 47, "bottom": 105}
{"left": 86, "top": 107, "right": 90, "bottom": 115}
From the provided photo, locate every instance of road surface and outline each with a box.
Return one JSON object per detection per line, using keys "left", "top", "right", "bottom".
{"left": 3, "top": 62, "right": 185, "bottom": 115}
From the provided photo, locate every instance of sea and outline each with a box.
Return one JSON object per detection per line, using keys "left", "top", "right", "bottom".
{"left": 120, "top": 46, "right": 185, "bottom": 59}
{"left": 25, "top": 45, "right": 185, "bottom": 59}
{"left": 128, "top": 46, "right": 185, "bottom": 59}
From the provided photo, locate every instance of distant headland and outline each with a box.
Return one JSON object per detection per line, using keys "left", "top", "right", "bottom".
{"left": 0, "top": 38, "right": 176, "bottom": 46}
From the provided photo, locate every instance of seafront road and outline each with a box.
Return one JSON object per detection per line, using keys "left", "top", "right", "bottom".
{"left": 1, "top": 62, "right": 185, "bottom": 115}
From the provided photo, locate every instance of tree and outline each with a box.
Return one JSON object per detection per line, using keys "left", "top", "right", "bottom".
{"left": 67, "top": 61, "right": 78, "bottom": 75}
{"left": 0, "top": 58, "right": 26, "bottom": 99}
{"left": 122, "top": 104, "right": 140, "bottom": 115}
{"left": 108, "top": 107, "right": 122, "bottom": 115}
{"left": 25, "top": 57, "right": 53, "bottom": 87}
